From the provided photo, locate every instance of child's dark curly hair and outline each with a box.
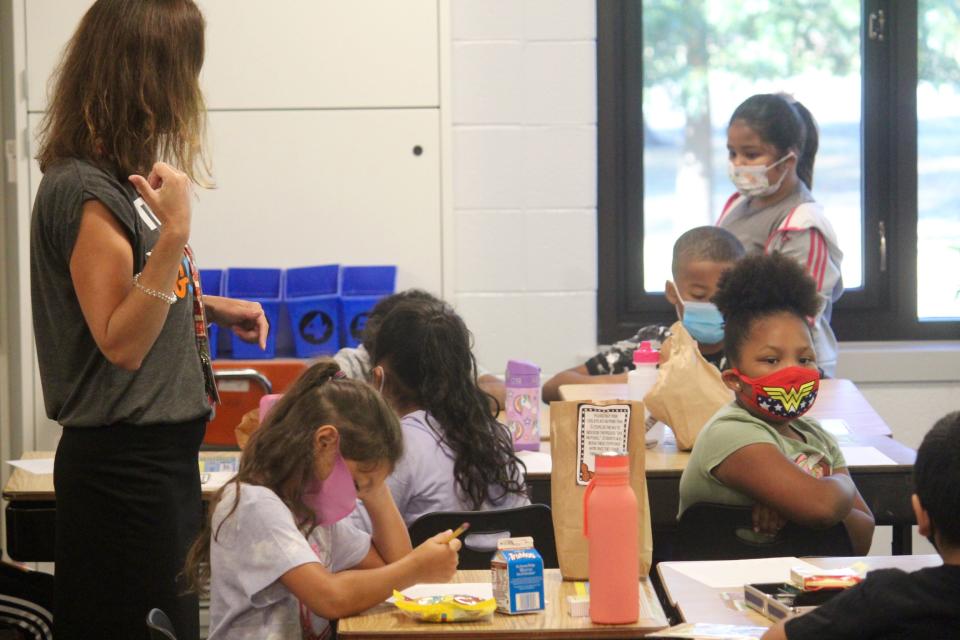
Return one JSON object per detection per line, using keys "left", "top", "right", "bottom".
{"left": 713, "top": 252, "right": 823, "bottom": 365}
{"left": 372, "top": 300, "right": 527, "bottom": 509}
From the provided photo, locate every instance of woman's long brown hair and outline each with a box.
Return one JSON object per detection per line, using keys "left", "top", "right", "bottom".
{"left": 183, "top": 360, "right": 404, "bottom": 596}
{"left": 36, "top": 0, "right": 211, "bottom": 184}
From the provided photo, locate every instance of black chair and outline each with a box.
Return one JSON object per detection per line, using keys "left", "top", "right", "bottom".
{"left": 408, "top": 504, "right": 558, "bottom": 569}
{"left": 0, "top": 559, "right": 54, "bottom": 640}
{"left": 676, "top": 502, "right": 853, "bottom": 561}
{"left": 145, "top": 608, "right": 177, "bottom": 640}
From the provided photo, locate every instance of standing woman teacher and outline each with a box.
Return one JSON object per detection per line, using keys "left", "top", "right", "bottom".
{"left": 30, "top": 1, "right": 267, "bottom": 638}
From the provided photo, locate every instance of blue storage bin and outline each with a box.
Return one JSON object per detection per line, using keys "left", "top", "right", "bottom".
{"left": 224, "top": 268, "right": 282, "bottom": 359}
{"left": 339, "top": 266, "right": 397, "bottom": 296}
{"left": 284, "top": 265, "right": 341, "bottom": 357}
{"left": 338, "top": 266, "right": 397, "bottom": 349}
{"left": 339, "top": 294, "right": 388, "bottom": 348}
{"left": 199, "top": 269, "right": 223, "bottom": 359}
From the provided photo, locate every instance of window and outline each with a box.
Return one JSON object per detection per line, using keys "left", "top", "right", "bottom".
{"left": 598, "top": 0, "right": 960, "bottom": 343}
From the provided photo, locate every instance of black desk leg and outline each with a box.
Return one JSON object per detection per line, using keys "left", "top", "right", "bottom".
{"left": 892, "top": 524, "right": 913, "bottom": 555}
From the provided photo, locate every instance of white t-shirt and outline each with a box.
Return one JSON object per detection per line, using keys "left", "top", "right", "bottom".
{"left": 208, "top": 483, "right": 371, "bottom": 640}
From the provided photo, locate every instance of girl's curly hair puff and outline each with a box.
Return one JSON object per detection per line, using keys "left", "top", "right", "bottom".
{"left": 713, "top": 252, "right": 822, "bottom": 365}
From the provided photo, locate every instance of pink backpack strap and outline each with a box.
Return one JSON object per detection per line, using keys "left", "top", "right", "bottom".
{"left": 716, "top": 192, "right": 745, "bottom": 226}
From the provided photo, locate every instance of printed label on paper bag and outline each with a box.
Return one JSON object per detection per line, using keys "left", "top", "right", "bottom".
{"left": 575, "top": 403, "right": 630, "bottom": 485}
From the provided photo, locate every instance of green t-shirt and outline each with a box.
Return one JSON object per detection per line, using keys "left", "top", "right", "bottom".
{"left": 678, "top": 402, "right": 846, "bottom": 517}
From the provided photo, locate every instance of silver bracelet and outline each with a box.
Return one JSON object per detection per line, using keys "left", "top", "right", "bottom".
{"left": 132, "top": 272, "right": 177, "bottom": 305}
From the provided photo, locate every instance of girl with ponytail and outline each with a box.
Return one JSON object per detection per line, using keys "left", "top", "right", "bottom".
{"left": 358, "top": 299, "right": 529, "bottom": 529}
{"left": 185, "top": 359, "right": 461, "bottom": 639}
{"left": 716, "top": 93, "right": 844, "bottom": 377}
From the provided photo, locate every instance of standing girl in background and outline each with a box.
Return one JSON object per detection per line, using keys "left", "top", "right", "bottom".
{"left": 30, "top": 1, "right": 267, "bottom": 637}
{"left": 718, "top": 93, "right": 843, "bottom": 377}
{"left": 358, "top": 299, "right": 529, "bottom": 529}
{"left": 186, "top": 361, "right": 460, "bottom": 639}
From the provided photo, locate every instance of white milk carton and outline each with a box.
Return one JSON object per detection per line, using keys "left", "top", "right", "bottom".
{"left": 491, "top": 536, "right": 545, "bottom": 614}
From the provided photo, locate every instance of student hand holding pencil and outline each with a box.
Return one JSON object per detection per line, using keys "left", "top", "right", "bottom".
{"left": 406, "top": 523, "right": 469, "bottom": 583}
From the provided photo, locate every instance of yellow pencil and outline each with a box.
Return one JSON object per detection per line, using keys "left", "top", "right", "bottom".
{"left": 445, "top": 521, "right": 471, "bottom": 542}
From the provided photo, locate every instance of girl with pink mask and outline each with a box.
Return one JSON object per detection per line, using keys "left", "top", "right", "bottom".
{"left": 678, "top": 253, "right": 874, "bottom": 555}
{"left": 717, "top": 94, "right": 843, "bottom": 378}
{"left": 185, "top": 360, "right": 461, "bottom": 640}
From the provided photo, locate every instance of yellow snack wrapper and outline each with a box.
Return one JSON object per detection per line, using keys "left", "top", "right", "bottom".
{"left": 392, "top": 590, "right": 496, "bottom": 623}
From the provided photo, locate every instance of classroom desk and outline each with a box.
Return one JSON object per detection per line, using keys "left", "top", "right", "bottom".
{"left": 5, "top": 428, "right": 916, "bottom": 561}
{"left": 657, "top": 554, "right": 942, "bottom": 627}
{"left": 337, "top": 568, "right": 669, "bottom": 639}
{"left": 3, "top": 451, "right": 241, "bottom": 562}
{"left": 557, "top": 378, "right": 893, "bottom": 437}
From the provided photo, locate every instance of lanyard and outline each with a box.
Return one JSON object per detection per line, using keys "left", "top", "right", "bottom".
{"left": 183, "top": 244, "right": 220, "bottom": 405}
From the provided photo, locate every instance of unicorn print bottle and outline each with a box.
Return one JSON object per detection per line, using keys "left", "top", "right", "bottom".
{"left": 505, "top": 360, "right": 541, "bottom": 451}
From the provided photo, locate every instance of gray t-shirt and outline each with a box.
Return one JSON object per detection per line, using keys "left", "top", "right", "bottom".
{"left": 208, "top": 483, "right": 371, "bottom": 640}
{"left": 333, "top": 344, "right": 372, "bottom": 380}
{"left": 717, "top": 183, "right": 843, "bottom": 376}
{"left": 352, "top": 410, "right": 530, "bottom": 531}
{"left": 30, "top": 159, "right": 210, "bottom": 426}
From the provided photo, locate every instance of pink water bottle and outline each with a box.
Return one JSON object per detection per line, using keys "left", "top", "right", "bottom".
{"left": 583, "top": 451, "right": 639, "bottom": 624}
{"left": 505, "top": 360, "right": 540, "bottom": 451}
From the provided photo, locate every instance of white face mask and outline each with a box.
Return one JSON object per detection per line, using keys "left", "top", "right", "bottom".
{"left": 728, "top": 151, "right": 796, "bottom": 197}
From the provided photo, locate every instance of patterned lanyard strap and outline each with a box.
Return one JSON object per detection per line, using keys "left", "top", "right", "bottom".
{"left": 183, "top": 244, "right": 221, "bottom": 405}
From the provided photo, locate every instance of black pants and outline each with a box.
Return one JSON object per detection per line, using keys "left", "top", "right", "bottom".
{"left": 53, "top": 419, "right": 206, "bottom": 640}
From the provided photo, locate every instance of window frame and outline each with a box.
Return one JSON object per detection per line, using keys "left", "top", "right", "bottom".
{"left": 597, "top": 0, "right": 959, "bottom": 344}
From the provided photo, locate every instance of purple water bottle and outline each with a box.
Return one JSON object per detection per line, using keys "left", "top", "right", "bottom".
{"left": 505, "top": 360, "right": 541, "bottom": 451}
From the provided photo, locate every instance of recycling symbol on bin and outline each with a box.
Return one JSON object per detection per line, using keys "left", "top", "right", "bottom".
{"left": 350, "top": 312, "right": 370, "bottom": 342}
{"left": 298, "top": 311, "right": 335, "bottom": 345}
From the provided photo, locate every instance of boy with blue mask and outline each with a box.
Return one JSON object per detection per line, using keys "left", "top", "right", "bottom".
{"left": 542, "top": 227, "right": 744, "bottom": 402}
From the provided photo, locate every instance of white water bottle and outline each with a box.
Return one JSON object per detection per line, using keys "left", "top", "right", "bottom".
{"left": 627, "top": 341, "right": 659, "bottom": 402}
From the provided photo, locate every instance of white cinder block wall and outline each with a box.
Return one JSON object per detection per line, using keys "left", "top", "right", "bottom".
{"left": 450, "top": 0, "right": 598, "bottom": 376}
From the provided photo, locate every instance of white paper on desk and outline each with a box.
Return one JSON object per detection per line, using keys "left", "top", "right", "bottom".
{"left": 819, "top": 418, "right": 851, "bottom": 436}
{"left": 666, "top": 556, "right": 820, "bottom": 589}
{"left": 201, "top": 471, "right": 237, "bottom": 489}
{"left": 6, "top": 458, "right": 55, "bottom": 475}
{"left": 387, "top": 583, "right": 493, "bottom": 603}
{"left": 649, "top": 622, "right": 767, "bottom": 639}
{"left": 839, "top": 446, "right": 897, "bottom": 467}
{"left": 515, "top": 450, "right": 552, "bottom": 474}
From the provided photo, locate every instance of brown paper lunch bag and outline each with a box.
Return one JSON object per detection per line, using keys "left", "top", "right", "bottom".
{"left": 549, "top": 399, "right": 653, "bottom": 580}
{"left": 642, "top": 321, "right": 733, "bottom": 451}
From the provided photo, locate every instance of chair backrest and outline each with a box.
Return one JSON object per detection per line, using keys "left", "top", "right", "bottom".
{"left": 408, "top": 504, "right": 558, "bottom": 569}
{"left": 677, "top": 502, "right": 854, "bottom": 561}
{"left": 0, "top": 561, "right": 54, "bottom": 640}
{"left": 145, "top": 608, "right": 177, "bottom": 640}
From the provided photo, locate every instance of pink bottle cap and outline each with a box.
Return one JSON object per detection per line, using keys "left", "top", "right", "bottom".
{"left": 632, "top": 341, "right": 658, "bottom": 365}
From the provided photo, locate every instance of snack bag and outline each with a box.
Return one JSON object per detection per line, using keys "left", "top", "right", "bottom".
{"left": 642, "top": 321, "right": 733, "bottom": 450}
{"left": 392, "top": 591, "right": 496, "bottom": 623}
{"left": 550, "top": 399, "right": 652, "bottom": 580}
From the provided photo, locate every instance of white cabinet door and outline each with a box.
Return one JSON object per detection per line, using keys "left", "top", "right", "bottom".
{"left": 26, "top": 0, "right": 439, "bottom": 112}
{"left": 29, "top": 109, "right": 443, "bottom": 292}
{"left": 186, "top": 108, "right": 443, "bottom": 291}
